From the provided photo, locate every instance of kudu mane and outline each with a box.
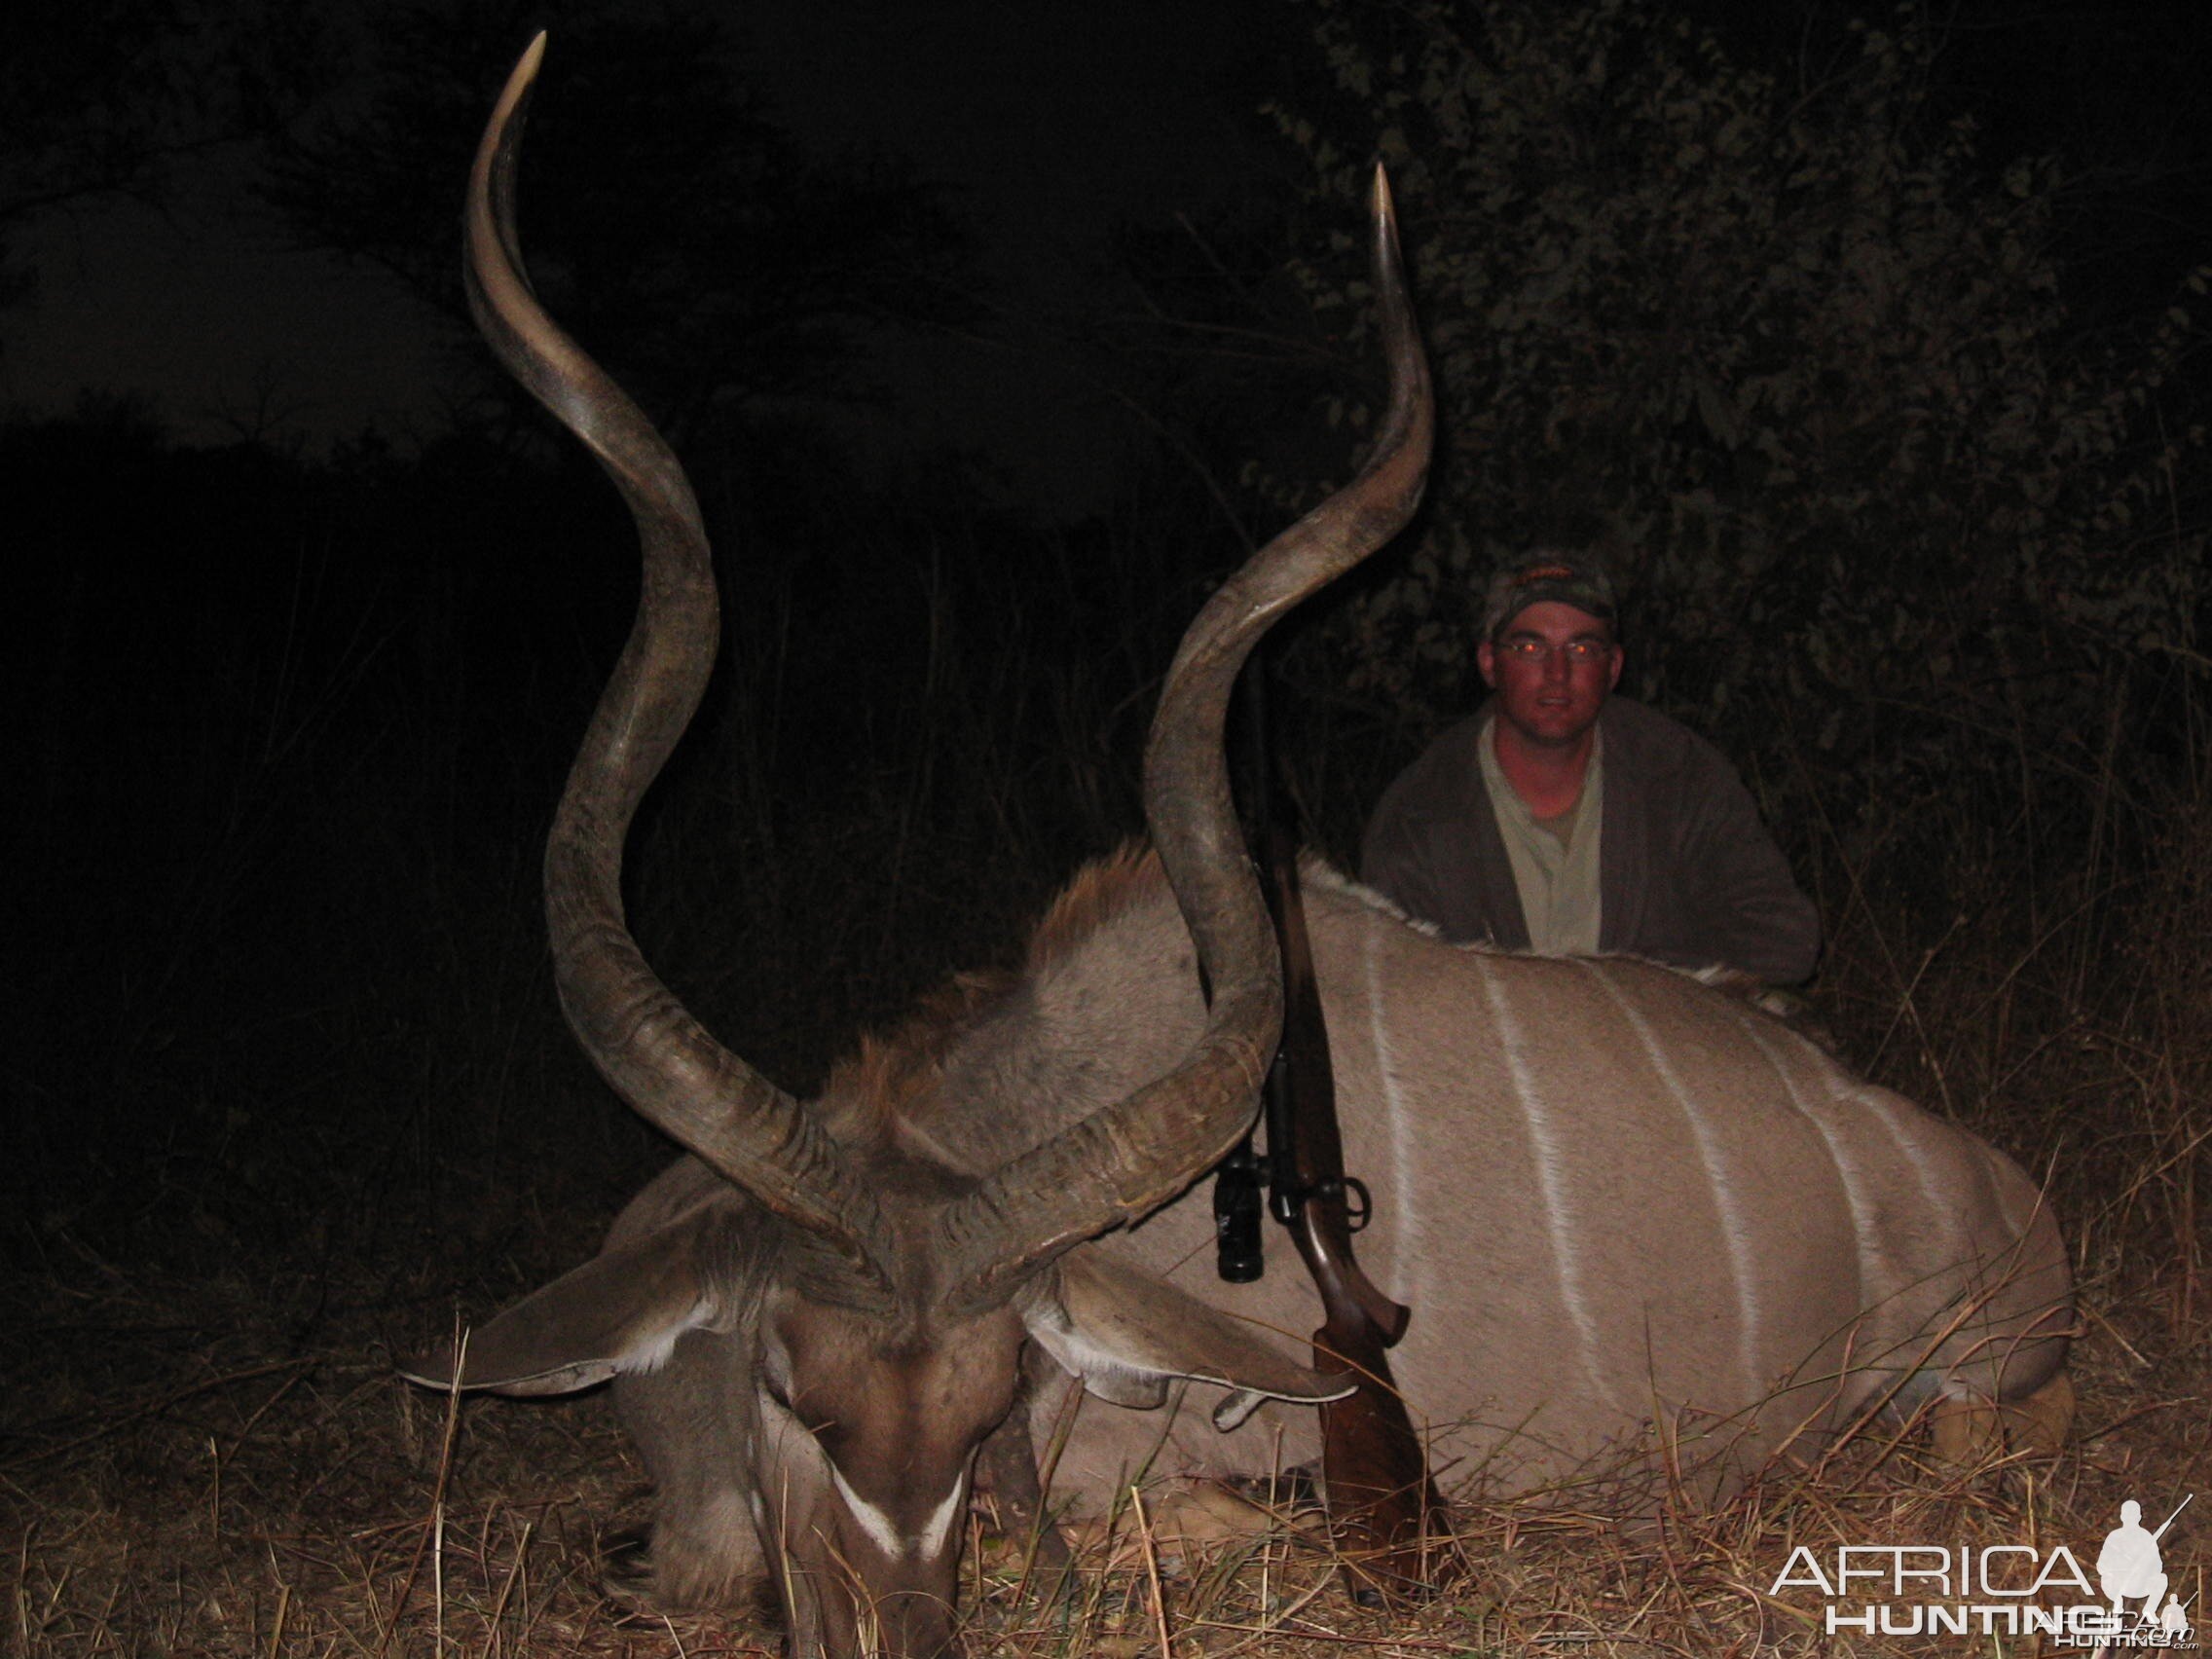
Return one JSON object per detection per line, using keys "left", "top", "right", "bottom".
{"left": 830, "top": 840, "right": 1816, "bottom": 1167}
{"left": 823, "top": 844, "right": 1193, "bottom": 1169}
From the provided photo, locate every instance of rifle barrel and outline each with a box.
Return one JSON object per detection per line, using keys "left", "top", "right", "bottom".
{"left": 2152, "top": 1493, "right": 2192, "bottom": 1540}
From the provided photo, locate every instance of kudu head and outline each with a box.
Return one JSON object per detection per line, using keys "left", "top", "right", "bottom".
{"left": 402, "top": 34, "right": 1430, "bottom": 1658}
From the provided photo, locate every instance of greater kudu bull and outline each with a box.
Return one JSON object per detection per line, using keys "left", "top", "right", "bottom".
{"left": 405, "top": 36, "right": 2074, "bottom": 1659}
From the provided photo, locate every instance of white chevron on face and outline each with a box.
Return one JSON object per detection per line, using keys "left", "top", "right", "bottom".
{"left": 829, "top": 1463, "right": 965, "bottom": 1562}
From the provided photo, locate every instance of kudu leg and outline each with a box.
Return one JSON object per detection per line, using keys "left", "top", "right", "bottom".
{"left": 1930, "top": 1369, "right": 2076, "bottom": 1466}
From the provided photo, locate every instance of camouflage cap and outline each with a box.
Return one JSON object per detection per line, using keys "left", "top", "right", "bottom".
{"left": 1480, "top": 554, "right": 1617, "bottom": 640}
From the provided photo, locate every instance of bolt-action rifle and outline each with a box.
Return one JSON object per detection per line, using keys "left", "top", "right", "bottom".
{"left": 1259, "top": 811, "right": 1447, "bottom": 1604}
{"left": 1211, "top": 649, "right": 1445, "bottom": 1601}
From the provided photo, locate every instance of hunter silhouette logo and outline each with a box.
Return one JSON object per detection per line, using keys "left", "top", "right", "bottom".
{"left": 1767, "top": 1493, "right": 2197, "bottom": 1644}
{"left": 2097, "top": 1497, "right": 2194, "bottom": 1645}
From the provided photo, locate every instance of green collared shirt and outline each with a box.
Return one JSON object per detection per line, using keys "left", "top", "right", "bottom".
{"left": 1476, "top": 716, "right": 1604, "bottom": 956}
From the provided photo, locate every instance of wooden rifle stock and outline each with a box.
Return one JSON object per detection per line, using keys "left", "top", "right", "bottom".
{"left": 1262, "top": 819, "right": 1446, "bottom": 1604}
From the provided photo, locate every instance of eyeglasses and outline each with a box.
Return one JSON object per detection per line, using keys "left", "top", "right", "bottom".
{"left": 1496, "top": 636, "right": 1613, "bottom": 665}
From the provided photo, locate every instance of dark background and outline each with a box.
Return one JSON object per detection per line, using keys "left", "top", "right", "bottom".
{"left": 6, "top": 0, "right": 2209, "bottom": 1272}
{"left": 7, "top": 5, "right": 2211, "bottom": 1649}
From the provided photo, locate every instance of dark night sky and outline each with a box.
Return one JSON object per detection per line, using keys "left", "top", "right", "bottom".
{"left": 2, "top": 0, "right": 1283, "bottom": 517}
{"left": 7, "top": 0, "right": 2211, "bottom": 519}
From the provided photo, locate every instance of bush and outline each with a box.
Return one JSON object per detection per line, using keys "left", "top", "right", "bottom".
{"left": 1275, "top": 0, "right": 2206, "bottom": 859}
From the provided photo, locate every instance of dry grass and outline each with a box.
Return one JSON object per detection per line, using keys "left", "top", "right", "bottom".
{"left": 8, "top": 646, "right": 2209, "bottom": 1655}
{"left": 8, "top": 880, "right": 2207, "bottom": 1658}
{"left": 4, "top": 1252, "right": 2202, "bottom": 1658}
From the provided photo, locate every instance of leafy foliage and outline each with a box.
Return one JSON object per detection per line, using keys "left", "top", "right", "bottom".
{"left": 1275, "top": 0, "right": 2207, "bottom": 850}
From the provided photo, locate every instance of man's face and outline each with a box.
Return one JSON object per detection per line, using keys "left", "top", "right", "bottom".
{"left": 1477, "top": 600, "right": 1622, "bottom": 749}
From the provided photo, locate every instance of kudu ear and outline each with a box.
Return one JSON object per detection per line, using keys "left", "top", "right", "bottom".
{"left": 1020, "top": 1248, "right": 1354, "bottom": 1432}
{"left": 399, "top": 1221, "right": 719, "bottom": 1398}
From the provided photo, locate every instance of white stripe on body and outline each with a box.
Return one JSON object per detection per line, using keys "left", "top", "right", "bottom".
{"left": 1583, "top": 963, "right": 1762, "bottom": 1400}
{"left": 1729, "top": 1012, "right": 1880, "bottom": 1296}
{"left": 1842, "top": 1080, "right": 1950, "bottom": 1222}
{"left": 1470, "top": 951, "right": 1620, "bottom": 1411}
{"left": 1361, "top": 909, "right": 1416, "bottom": 1299}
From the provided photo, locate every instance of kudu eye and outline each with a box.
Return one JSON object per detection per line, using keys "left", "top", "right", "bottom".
{"left": 765, "top": 1374, "right": 843, "bottom": 1444}
{"left": 756, "top": 1355, "right": 804, "bottom": 1419}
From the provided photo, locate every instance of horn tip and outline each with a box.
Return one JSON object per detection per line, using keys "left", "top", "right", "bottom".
{"left": 499, "top": 31, "right": 548, "bottom": 109}
{"left": 1370, "top": 163, "right": 1397, "bottom": 227}
{"left": 1369, "top": 164, "right": 1412, "bottom": 309}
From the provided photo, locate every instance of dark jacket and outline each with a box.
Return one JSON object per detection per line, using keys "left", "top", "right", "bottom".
{"left": 1360, "top": 697, "right": 1821, "bottom": 984}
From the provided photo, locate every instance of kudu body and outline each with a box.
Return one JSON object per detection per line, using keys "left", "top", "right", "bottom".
{"left": 406, "top": 37, "right": 2072, "bottom": 1659}
{"left": 907, "top": 850, "right": 2072, "bottom": 1506}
